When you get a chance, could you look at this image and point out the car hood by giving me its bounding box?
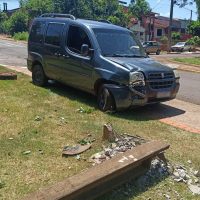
[106,57,172,73]
[172,45,184,48]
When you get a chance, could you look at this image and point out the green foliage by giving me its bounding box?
[172,32,181,40]
[13,31,29,41]
[20,0,53,18]
[0,12,8,33]
[5,10,28,35]
[129,0,151,20]
[19,0,130,27]
[187,21,200,36]
[160,36,168,44]
[186,36,200,46]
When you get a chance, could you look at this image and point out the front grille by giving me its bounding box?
[148,72,174,80]
[149,80,174,89]
[148,72,174,89]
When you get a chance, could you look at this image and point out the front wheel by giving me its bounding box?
[32,64,48,86]
[97,85,116,112]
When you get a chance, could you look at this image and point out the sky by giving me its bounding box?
[0,0,198,20]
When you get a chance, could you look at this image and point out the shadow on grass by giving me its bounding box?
[95,172,169,200]
[44,81,185,121]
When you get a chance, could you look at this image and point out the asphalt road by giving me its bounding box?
[0,39,27,67]
[0,39,200,105]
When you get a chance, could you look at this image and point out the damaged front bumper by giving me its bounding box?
[105,80,180,110]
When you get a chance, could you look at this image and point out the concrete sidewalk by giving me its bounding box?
[161,99,200,134]
[1,64,200,134]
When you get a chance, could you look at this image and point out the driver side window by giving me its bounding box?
[67,25,91,55]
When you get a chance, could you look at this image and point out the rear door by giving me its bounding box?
[43,22,65,80]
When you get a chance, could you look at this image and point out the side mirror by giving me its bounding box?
[81,44,89,57]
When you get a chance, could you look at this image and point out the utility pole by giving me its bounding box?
[168,0,174,52]
[190,10,192,21]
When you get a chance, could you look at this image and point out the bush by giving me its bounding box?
[172,32,181,40]
[0,12,8,33]
[13,32,29,41]
[160,36,168,44]
[187,36,200,46]
[6,10,28,35]
[187,21,200,36]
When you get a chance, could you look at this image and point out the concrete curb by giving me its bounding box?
[166,59,200,74]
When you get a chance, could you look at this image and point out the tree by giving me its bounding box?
[0,12,8,33]
[129,0,151,20]
[187,20,200,36]
[19,0,53,18]
[6,10,28,35]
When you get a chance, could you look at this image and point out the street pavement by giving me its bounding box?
[0,39,27,67]
[0,38,200,133]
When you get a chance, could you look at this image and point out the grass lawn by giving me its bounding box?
[173,57,200,66]
[0,66,200,200]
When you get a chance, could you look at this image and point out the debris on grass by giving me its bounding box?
[0,72,17,80]
[76,107,95,114]
[76,155,81,160]
[22,150,31,155]
[90,124,146,165]
[34,116,42,121]
[62,144,91,156]
[90,124,200,196]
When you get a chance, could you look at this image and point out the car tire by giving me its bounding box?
[32,64,48,86]
[97,85,116,112]
[156,50,160,55]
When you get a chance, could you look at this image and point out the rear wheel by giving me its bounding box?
[97,85,115,112]
[32,64,48,86]
[156,50,161,55]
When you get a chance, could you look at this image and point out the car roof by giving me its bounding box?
[34,17,129,32]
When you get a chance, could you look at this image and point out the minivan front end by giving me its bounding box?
[106,69,180,110]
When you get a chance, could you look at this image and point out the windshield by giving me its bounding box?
[93,28,146,57]
[176,42,185,45]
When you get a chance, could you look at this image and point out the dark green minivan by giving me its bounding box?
[27,13,180,111]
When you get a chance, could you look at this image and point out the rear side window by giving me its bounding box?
[45,23,64,46]
[29,21,45,43]
[67,26,91,54]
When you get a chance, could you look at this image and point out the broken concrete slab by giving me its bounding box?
[62,144,91,156]
[23,141,169,200]
[0,72,17,80]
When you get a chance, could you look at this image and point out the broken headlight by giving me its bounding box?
[173,69,180,83]
[129,72,145,86]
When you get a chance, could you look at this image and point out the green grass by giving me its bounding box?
[173,57,200,66]
[13,32,29,41]
[0,66,200,200]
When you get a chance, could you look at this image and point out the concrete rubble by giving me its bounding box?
[89,124,200,196]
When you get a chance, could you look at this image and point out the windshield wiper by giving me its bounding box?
[123,54,147,58]
[104,54,147,58]
[103,53,126,57]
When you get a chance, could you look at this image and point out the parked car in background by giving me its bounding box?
[142,41,161,55]
[171,42,192,52]
[27,13,180,112]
